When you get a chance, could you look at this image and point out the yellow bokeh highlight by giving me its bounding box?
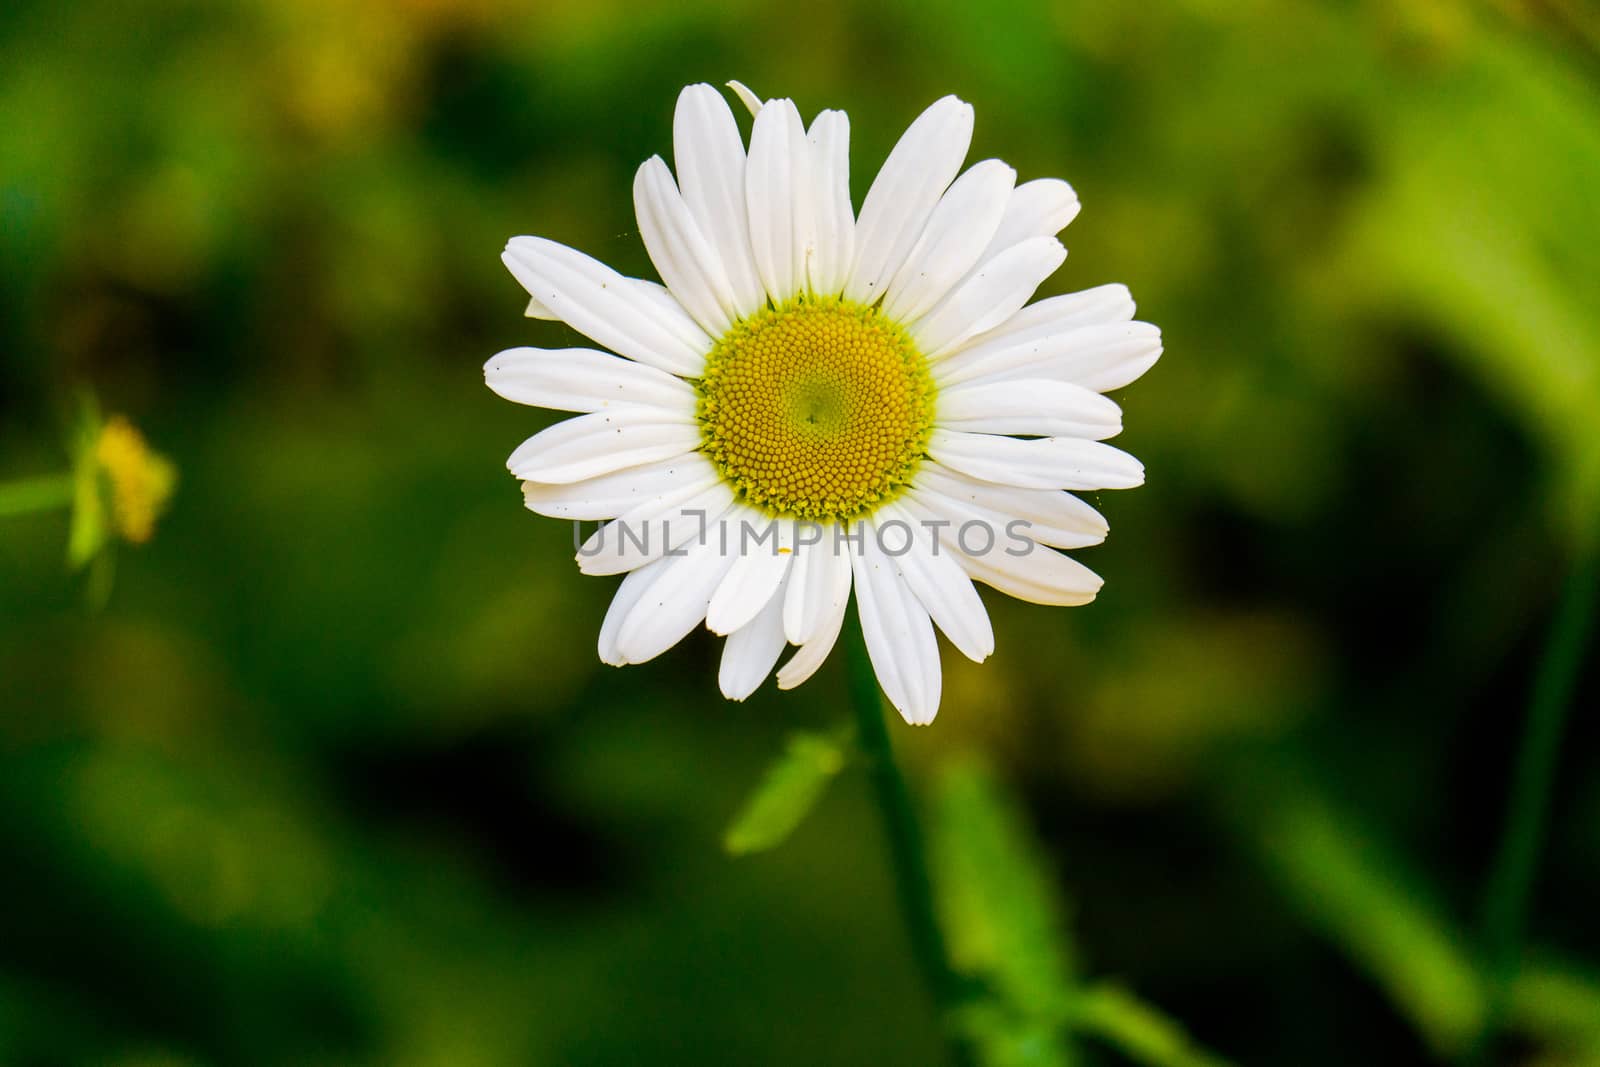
[96,416,178,545]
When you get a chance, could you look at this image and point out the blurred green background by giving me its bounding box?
[3,0,1599,1064]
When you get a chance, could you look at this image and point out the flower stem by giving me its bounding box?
[1470,543,1599,1061]
[0,472,75,518]
[844,620,976,1067]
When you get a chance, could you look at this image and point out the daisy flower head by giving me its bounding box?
[487,82,1160,725]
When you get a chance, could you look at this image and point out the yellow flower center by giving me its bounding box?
[697,297,935,521]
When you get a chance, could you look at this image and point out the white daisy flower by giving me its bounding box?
[487,82,1160,725]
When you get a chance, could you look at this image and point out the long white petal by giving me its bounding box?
[936,378,1123,439]
[851,533,942,725]
[503,237,710,376]
[911,462,1108,550]
[719,577,790,700]
[927,428,1145,491]
[912,236,1066,359]
[485,347,696,415]
[1033,323,1162,394]
[577,483,735,576]
[776,561,850,690]
[507,410,699,483]
[598,555,669,666]
[783,527,852,644]
[940,530,1103,607]
[614,528,740,664]
[806,110,854,296]
[911,484,1103,605]
[874,503,993,663]
[978,178,1079,262]
[526,296,557,319]
[883,160,1015,323]
[964,322,1164,395]
[938,319,1159,394]
[521,455,719,521]
[934,284,1135,382]
[958,283,1136,352]
[782,535,815,644]
[634,156,737,335]
[746,98,810,304]
[673,83,767,318]
[706,517,794,634]
[845,96,974,305]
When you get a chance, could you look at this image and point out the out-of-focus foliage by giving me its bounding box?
[1245,782,1488,1056]
[933,760,1239,1067]
[935,760,1077,1065]
[934,758,1075,1049]
[1067,986,1235,1067]
[724,727,850,854]
[3,0,1598,1063]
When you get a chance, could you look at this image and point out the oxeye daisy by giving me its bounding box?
[487,82,1160,725]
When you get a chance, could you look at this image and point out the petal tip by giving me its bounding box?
[725,80,762,118]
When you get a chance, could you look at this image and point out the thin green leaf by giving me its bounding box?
[1249,791,1486,1055]
[723,727,850,855]
[933,760,1077,1065]
[1069,985,1235,1067]
[952,999,1074,1067]
[1511,959,1600,1056]
[0,473,74,518]
[67,394,106,571]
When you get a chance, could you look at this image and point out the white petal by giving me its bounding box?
[719,578,790,701]
[927,428,1145,491]
[746,98,810,304]
[776,563,850,691]
[912,236,1066,359]
[979,178,1079,262]
[968,322,1164,395]
[962,283,1136,350]
[851,533,942,725]
[845,96,974,305]
[941,531,1103,607]
[614,529,740,664]
[939,320,1159,395]
[1036,323,1162,394]
[726,80,763,119]
[883,160,1015,323]
[934,284,1135,381]
[911,462,1108,550]
[502,237,710,376]
[874,504,993,663]
[634,156,737,335]
[783,527,852,644]
[507,410,699,483]
[673,84,767,318]
[598,555,668,666]
[706,518,795,634]
[521,455,719,521]
[485,347,695,415]
[805,110,855,296]
[936,378,1123,439]
[526,296,557,319]
[577,483,735,576]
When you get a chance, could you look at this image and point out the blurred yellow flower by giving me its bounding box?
[66,404,179,575]
[95,416,178,545]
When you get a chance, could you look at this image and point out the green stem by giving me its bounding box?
[844,619,976,1067]
[1471,545,1599,1061]
[0,472,74,518]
